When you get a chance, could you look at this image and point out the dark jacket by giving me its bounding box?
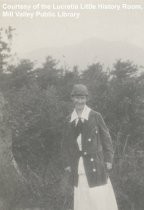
[61,109,114,188]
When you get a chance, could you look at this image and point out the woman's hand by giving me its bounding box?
[64,166,71,172]
[106,162,112,170]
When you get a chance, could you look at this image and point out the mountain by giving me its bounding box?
[19,38,144,70]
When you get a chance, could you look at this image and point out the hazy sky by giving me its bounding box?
[0,0,144,55]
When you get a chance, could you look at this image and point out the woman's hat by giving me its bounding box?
[71,84,89,96]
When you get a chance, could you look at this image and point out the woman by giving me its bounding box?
[62,84,118,210]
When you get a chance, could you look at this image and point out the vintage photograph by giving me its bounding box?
[0,0,144,209]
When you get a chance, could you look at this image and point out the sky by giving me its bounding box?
[0,0,144,56]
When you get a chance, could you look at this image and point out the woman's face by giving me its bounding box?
[72,95,87,110]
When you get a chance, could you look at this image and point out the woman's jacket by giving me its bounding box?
[62,109,114,187]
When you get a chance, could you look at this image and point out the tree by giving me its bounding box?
[0,26,15,92]
[35,56,60,89]
[7,59,34,90]
[106,60,144,210]
[0,26,15,73]
[108,60,142,146]
[81,63,109,115]
[58,67,80,102]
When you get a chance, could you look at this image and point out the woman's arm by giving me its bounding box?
[97,113,114,166]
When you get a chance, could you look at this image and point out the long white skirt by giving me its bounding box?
[74,157,118,210]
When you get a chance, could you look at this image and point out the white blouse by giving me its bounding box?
[77,133,85,175]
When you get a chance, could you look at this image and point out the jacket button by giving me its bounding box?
[84,152,87,155]
[90,158,94,162]
[88,138,91,142]
[93,168,96,172]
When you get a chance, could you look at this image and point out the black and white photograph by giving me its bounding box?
[0,0,144,209]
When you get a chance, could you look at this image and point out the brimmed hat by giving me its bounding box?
[71,84,89,96]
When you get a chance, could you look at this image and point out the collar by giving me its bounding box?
[70,105,91,124]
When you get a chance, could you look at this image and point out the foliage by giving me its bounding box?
[0,26,14,72]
